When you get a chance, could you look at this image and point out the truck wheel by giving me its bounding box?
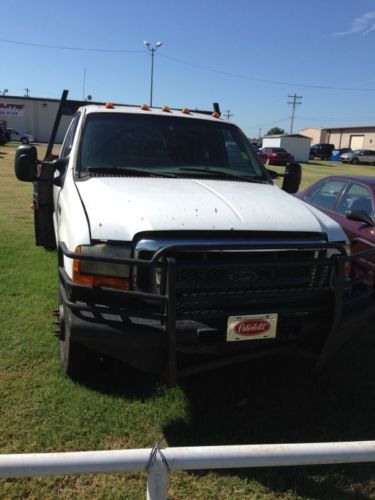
[21,137,29,144]
[351,158,359,165]
[58,297,86,378]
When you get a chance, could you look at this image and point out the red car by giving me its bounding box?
[260,147,294,165]
[256,149,268,164]
[295,175,375,273]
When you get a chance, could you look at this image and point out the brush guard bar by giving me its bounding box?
[58,241,375,386]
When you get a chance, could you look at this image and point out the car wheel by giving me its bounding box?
[21,137,29,144]
[351,158,359,165]
[309,154,314,160]
[58,290,90,378]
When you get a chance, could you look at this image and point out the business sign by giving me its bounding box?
[0,103,24,117]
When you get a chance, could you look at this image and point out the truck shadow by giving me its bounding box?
[74,355,159,399]
[75,331,375,498]
[163,332,375,499]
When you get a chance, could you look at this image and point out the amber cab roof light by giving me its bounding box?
[105,102,114,109]
[162,105,171,112]
[141,104,150,110]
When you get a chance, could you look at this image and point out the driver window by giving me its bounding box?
[336,183,373,216]
[307,180,346,210]
[60,113,80,158]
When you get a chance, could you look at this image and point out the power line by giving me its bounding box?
[158,53,375,92]
[288,94,303,133]
[223,109,234,120]
[1,37,375,92]
[0,37,144,53]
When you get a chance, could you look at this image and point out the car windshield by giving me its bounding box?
[78,113,269,181]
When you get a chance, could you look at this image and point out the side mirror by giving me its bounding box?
[15,145,38,182]
[282,162,301,194]
[52,158,68,187]
[346,209,375,226]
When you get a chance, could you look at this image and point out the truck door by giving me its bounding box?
[34,112,80,249]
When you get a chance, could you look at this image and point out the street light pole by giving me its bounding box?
[144,41,163,107]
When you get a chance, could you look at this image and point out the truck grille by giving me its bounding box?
[134,238,338,320]
[172,251,334,318]
[176,259,331,293]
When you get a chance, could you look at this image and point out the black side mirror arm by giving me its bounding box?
[266,169,279,180]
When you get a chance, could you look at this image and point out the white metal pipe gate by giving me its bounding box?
[1,441,375,499]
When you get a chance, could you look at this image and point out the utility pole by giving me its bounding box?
[24,88,30,97]
[288,93,303,133]
[224,109,233,120]
[144,41,163,107]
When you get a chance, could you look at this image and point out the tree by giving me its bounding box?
[266,127,285,136]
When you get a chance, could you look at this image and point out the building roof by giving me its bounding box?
[323,125,375,131]
[264,133,311,139]
[300,127,323,131]
[0,94,66,104]
[300,125,375,132]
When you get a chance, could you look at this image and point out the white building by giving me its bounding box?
[262,134,312,162]
[0,94,76,143]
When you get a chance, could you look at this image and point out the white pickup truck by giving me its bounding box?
[14,91,373,385]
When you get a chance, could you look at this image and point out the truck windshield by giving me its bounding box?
[78,113,269,181]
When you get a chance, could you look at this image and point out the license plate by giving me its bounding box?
[227,314,278,342]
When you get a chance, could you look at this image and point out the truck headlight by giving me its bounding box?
[73,244,131,290]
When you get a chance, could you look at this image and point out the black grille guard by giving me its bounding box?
[58,241,375,385]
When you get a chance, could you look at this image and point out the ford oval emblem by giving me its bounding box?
[234,319,271,336]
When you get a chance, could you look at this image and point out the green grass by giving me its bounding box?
[1,144,375,499]
[271,159,375,190]
[299,160,375,190]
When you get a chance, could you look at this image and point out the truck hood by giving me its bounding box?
[76,177,347,242]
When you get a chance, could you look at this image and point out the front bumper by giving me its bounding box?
[58,241,375,384]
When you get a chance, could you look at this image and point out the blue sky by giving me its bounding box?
[1,0,375,136]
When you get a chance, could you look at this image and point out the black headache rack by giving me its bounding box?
[58,239,375,386]
[45,89,220,160]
